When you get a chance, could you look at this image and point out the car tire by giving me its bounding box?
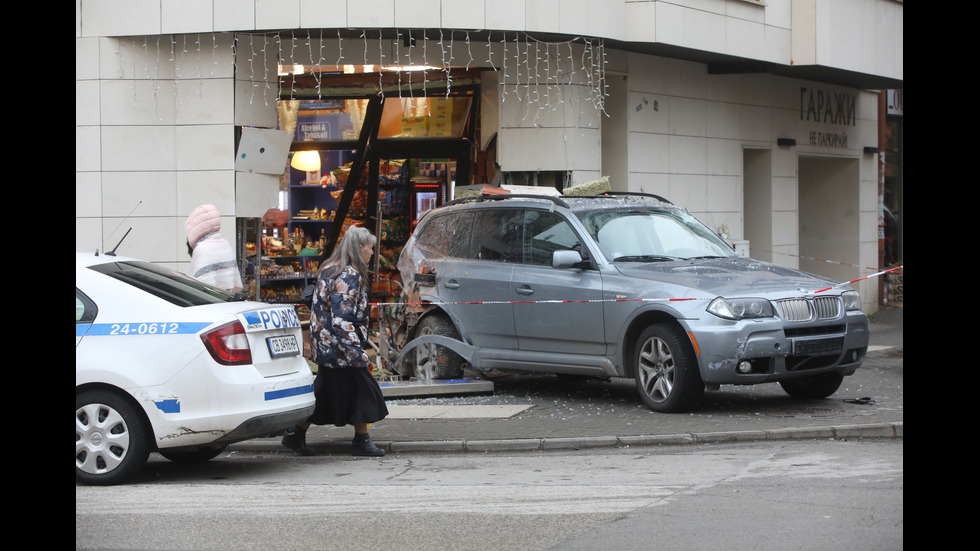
[778,372,844,399]
[406,314,467,380]
[76,389,152,486]
[634,323,704,413]
[159,446,227,463]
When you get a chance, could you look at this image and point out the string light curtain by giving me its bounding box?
[115,29,609,123]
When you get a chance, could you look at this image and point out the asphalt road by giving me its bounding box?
[77,439,903,551]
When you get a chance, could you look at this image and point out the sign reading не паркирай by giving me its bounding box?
[800,87,856,149]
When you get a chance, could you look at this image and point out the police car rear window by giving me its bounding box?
[89,261,234,307]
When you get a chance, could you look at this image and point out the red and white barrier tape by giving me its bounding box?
[810,265,904,295]
[370,265,903,306]
[759,249,904,276]
[372,296,710,307]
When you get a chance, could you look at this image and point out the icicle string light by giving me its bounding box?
[315,29,323,100]
[499,31,508,103]
[211,33,218,77]
[512,34,521,106]
[264,35,273,106]
[421,30,428,105]
[170,36,179,110]
[337,29,344,66]
[247,35,256,105]
[394,28,402,99]
[362,30,368,68]
[437,29,453,97]
[153,35,162,120]
[398,29,413,101]
[485,32,496,71]
[378,29,385,96]
[119,29,607,124]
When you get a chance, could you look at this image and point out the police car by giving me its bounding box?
[75,252,315,485]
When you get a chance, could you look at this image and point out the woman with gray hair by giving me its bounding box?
[282,226,388,457]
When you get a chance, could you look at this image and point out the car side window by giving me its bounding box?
[417,212,473,258]
[416,213,450,254]
[522,210,583,266]
[417,211,475,258]
[76,289,97,323]
[445,211,475,258]
[469,209,522,262]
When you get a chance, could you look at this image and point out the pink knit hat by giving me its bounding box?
[185,204,221,247]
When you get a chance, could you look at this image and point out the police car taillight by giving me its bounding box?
[201,320,252,365]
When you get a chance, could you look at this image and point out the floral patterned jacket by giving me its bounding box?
[310,264,370,369]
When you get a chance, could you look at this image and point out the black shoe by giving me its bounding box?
[282,425,315,456]
[352,432,385,457]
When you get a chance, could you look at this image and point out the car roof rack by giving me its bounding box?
[597,191,674,204]
[442,191,672,210]
[444,193,570,209]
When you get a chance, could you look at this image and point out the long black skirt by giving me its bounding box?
[307,367,389,427]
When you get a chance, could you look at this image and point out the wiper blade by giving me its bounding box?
[612,255,679,262]
[685,255,726,260]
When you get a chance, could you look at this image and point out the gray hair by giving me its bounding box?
[320,226,376,280]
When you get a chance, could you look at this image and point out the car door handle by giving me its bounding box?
[444,279,461,290]
[515,286,534,296]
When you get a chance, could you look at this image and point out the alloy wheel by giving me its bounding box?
[637,335,675,404]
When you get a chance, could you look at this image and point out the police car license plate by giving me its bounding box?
[266,335,300,358]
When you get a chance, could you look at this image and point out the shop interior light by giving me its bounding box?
[381,65,441,72]
[290,150,321,172]
[278,64,305,76]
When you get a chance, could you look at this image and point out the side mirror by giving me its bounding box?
[553,250,585,269]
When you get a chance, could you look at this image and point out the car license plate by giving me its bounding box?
[267,335,300,358]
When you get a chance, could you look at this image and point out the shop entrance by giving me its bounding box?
[798,156,861,283]
[244,67,481,307]
[280,94,476,258]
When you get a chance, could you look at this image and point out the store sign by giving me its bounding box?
[294,100,349,141]
[799,87,857,149]
[799,87,857,126]
[887,89,903,116]
[297,120,333,141]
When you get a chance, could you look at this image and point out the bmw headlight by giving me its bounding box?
[707,297,774,320]
[842,290,862,311]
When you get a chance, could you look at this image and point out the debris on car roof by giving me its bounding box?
[563,176,611,196]
[453,184,510,199]
[502,184,563,196]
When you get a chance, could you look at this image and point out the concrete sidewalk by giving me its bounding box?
[232,306,903,455]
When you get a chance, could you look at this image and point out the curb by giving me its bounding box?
[230,422,903,455]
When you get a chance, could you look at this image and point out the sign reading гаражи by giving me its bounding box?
[800,87,857,149]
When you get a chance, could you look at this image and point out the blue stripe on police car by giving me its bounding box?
[79,322,212,336]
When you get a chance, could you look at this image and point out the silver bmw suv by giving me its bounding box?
[391,193,869,413]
